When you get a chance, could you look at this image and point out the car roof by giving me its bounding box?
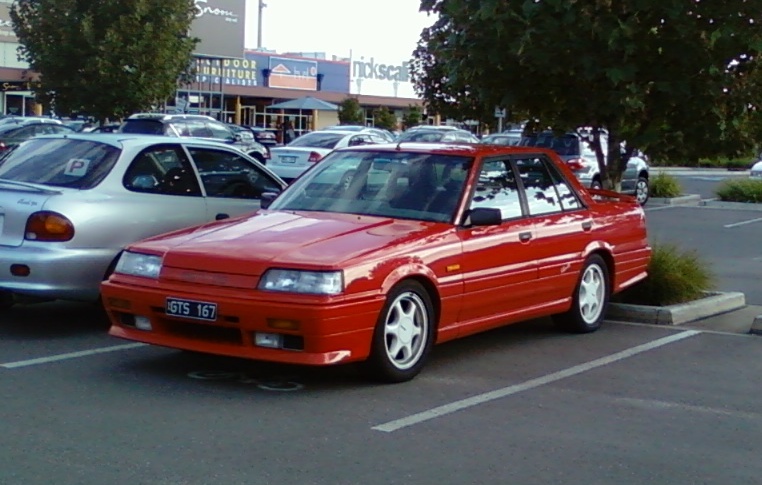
[338,142,560,158]
[126,113,217,122]
[31,132,241,150]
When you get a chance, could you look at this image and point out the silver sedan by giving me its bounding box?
[0,133,286,309]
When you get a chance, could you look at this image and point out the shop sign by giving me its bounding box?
[1,81,32,92]
[349,55,417,99]
[0,3,17,43]
[190,0,245,58]
[194,57,258,87]
[267,57,318,91]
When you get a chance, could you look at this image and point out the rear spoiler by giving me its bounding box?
[587,188,637,203]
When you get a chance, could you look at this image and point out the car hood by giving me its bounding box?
[135,211,445,276]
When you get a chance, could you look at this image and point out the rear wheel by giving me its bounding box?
[363,280,435,383]
[553,255,609,334]
[590,179,603,190]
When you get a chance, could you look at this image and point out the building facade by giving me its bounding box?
[0,0,424,129]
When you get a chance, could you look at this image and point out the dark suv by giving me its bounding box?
[121,114,269,163]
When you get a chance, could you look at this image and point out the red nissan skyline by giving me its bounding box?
[101,142,651,382]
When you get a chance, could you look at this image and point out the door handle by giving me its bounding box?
[215,213,230,220]
[582,221,593,231]
[519,231,532,242]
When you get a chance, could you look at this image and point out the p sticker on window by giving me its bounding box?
[64,158,90,176]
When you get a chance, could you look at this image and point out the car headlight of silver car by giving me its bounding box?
[258,269,343,295]
[114,251,163,279]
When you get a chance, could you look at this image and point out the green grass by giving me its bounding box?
[615,243,714,306]
[649,172,682,198]
[715,179,762,203]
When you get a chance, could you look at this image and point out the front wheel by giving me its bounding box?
[635,176,649,205]
[0,290,14,310]
[363,280,435,383]
[553,255,609,333]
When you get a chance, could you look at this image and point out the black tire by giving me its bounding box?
[590,179,603,190]
[635,176,649,205]
[363,280,435,383]
[553,254,609,334]
[0,290,15,310]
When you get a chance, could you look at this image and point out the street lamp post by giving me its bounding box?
[257,0,266,49]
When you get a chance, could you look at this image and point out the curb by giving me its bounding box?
[606,291,746,326]
[699,200,762,211]
[750,315,762,335]
[648,194,702,206]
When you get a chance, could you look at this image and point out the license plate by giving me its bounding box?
[280,156,297,164]
[165,297,218,322]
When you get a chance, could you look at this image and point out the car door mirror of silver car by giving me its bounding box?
[464,207,502,227]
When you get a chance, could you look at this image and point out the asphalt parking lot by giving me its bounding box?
[2,173,762,484]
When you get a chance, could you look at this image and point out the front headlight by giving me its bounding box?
[258,269,343,295]
[114,251,163,279]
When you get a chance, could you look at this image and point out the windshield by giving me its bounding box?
[288,132,345,149]
[520,133,581,156]
[0,138,120,189]
[269,150,472,223]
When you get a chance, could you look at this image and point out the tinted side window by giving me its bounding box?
[515,156,563,215]
[189,147,281,199]
[123,145,201,196]
[470,159,523,220]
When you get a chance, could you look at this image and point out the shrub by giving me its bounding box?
[649,172,682,198]
[615,243,714,306]
[723,159,752,171]
[715,179,762,203]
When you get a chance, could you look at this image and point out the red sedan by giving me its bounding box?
[101,143,651,382]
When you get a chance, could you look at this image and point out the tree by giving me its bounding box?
[338,97,365,125]
[373,106,398,131]
[402,105,423,129]
[11,0,199,123]
[412,1,762,188]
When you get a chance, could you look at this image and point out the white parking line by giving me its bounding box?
[724,217,762,228]
[372,330,701,433]
[0,343,147,369]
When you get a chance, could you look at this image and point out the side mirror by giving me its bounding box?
[260,191,279,209]
[465,207,502,227]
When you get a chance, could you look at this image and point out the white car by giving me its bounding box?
[267,130,387,182]
[750,158,762,178]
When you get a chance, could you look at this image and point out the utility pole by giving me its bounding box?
[257,0,266,49]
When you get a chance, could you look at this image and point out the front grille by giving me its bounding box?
[165,321,243,345]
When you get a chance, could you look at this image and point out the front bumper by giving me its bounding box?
[102,278,383,366]
[0,245,116,301]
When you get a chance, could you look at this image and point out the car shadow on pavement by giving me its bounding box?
[0,300,111,339]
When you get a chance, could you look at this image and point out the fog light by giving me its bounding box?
[135,316,152,331]
[255,333,283,349]
[10,264,30,277]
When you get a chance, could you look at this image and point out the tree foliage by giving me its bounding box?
[413,0,762,187]
[11,0,198,123]
[338,97,365,125]
[373,106,398,130]
[402,105,423,129]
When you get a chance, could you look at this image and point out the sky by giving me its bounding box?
[244,0,436,62]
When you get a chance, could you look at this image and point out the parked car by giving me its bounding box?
[481,132,522,146]
[86,122,122,133]
[320,125,396,142]
[519,131,650,205]
[396,127,480,144]
[749,152,762,178]
[0,118,74,154]
[239,126,278,149]
[121,113,270,164]
[0,133,286,309]
[267,129,386,182]
[101,143,651,383]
